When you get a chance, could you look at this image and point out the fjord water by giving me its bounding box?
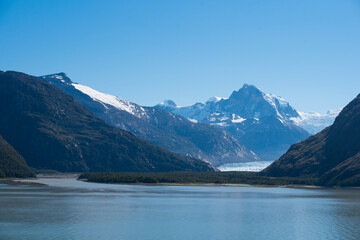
[0,178,359,240]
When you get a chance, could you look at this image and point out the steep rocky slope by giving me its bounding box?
[262,94,360,186]
[0,71,214,172]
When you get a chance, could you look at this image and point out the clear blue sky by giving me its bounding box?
[1,0,359,113]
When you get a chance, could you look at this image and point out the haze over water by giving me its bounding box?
[0,178,359,240]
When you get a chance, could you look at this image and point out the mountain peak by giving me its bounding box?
[160,99,177,107]
[242,83,258,89]
[40,72,73,84]
[229,83,263,101]
[56,72,68,77]
[206,96,225,103]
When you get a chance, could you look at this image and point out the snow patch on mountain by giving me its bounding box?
[206,96,227,103]
[231,114,246,123]
[42,73,71,84]
[158,99,178,107]
[72,83,148,118]
[188,118,198,123]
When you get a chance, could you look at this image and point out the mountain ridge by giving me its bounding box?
[157,84,340,134]
[0,71,214,172]
[156,84,310,161]
[41,73,259,166]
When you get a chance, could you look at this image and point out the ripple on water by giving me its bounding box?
[0,178,359,240]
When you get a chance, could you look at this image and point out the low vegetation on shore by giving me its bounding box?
[79,172,319,186]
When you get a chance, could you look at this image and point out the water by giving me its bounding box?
[218,161,273,172]
[0,178,359,240]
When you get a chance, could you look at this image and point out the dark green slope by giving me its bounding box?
[0,135,35,178]
[262,94,360,186]
[0,71,214,172]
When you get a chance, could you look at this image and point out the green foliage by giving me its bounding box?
[0,135,35,178]
[34,169,62,174]
[0,169,5,178]
[79,172,319,186]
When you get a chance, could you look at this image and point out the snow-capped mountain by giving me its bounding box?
[156,84,311,161]
[159,84,300,122]
[0,71,215,173]
[40,73,259,166]
[290,109,341,134]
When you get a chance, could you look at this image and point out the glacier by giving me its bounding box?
[218,161,273,172]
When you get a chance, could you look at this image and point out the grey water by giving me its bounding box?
[0,178,359,240]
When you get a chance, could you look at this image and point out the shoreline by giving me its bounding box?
[2,175,359,189]
[79,178,326,189]
[0,178,46,186]
[0,174,79,186]
[0,177,322,189]
[79,179,360,189]
[78,171,325,188]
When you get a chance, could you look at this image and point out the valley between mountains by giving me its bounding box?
[42,72,339,164]
[0,70,358,186]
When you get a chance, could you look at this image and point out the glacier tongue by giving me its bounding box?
[218,161,273,172]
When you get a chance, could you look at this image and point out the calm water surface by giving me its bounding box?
[0,178,359,240]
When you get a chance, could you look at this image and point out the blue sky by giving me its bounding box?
[0,0,359,113]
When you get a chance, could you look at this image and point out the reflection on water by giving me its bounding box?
[0,178,359,240]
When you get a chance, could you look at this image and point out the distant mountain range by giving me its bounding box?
[157,86,340,135]
[156,84,312,161]
[40,73,259,166]
[290,109,341,134]
[1,69,351,184]
[263,93,360,186]
[0,71,214,173]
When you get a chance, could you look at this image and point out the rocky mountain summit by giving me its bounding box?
[157,84,310,161]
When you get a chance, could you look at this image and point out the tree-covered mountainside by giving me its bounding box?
[0,135,35,178]
[0,71,214,173]
[262,94,360,186]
